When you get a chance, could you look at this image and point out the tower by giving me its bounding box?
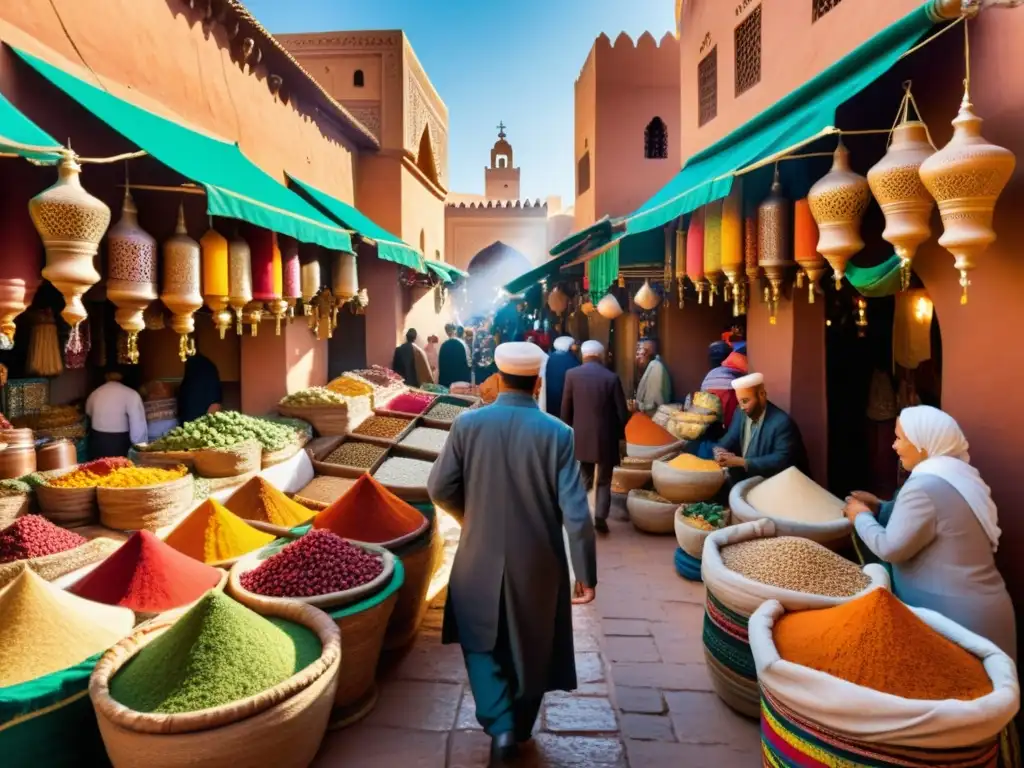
[485,122,521,201]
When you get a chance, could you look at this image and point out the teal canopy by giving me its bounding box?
[0,90,62,162]
[286,174,424,270]
[14,47,353,253]
[424,259,468,284]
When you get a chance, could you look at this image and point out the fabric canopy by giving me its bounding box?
[0,90,62,162]
[424,259,467,284]
[286,174,424,270]
[14,47,352,252]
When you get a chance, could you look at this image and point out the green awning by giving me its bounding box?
[549,217,615,257]
[14,48,352,253]
[0,90,62,162]
[287,174,424,270]
[424,259,467,284]
[587,244,620,300]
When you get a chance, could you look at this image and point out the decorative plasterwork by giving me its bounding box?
[345,104,381,140]
[406,69,448,186]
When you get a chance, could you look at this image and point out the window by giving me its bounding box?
[419,230,426,253]
[495,155,508,168]
[353,69,365,87]
[734,5,762,96]
[812,0,843,22]
[698,46,717,127]
[577,152,591,195]
[644,117,668,159]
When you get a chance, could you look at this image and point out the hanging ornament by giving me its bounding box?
[264,233,288,335]
[580,300,595,317]
[855,296,869,338]
[300,247,322,325]
[703,200,723,306]
[793,199,825,304]
[228,229,253,335]
[867,90,935,291]
[919,85,1015,305]
[663,226,673,289]
[280,236,301,321]
[29,154,110,329]
[547,285,569,314]
[0,190,42,349]
[674,219,686,308]
[720,184,744,316]
[334,251,358,300]
[757,166,794,325]
[248,226,275,336]
[743,216,759,312]
[634,280,661,311]
[686,208,706,304]
[200,222,232,340]
[808,140,871,289]
[597,293,623,320]
[160,204,203,361]
[106,190,157,362]
[242,301,264,336]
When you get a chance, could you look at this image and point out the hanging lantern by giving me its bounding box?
[300,248,322,323]
[674,219,686,308]
[867,120,935,291]
[634,280,661,311]
[106,190,157,362]
[200,223,232,339]
[743,215,759,311]
[703,200,723,306]
[855,296,868,337]
[793,199,825,304]
[720,185,744,316]
[0,192,42,349]
[29,155,110,329]
[919,89,1016,305]
[248,226,275,336]
[808,141,870,289]
[757,167,793,325]
[597,293,623,320]
[241,301,264,336]
[280,236,301,321]
[228,230,253,336]
[334,251,359,300]
[547,285,569,314]
[580,300,595,316]
[161,204,202,360]
[686,208,706,304]
[261,233,288,335]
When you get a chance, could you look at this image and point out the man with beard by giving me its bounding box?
[632,338,671,416]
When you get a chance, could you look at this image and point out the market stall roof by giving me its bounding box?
[0,90,62,162]
[13,47,353,253]
[547,0,954,264]
[502,221,613,295]
[285,173,424,270]
[423,259,468,284]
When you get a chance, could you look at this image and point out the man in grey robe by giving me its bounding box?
[428,341,598,765]
[632,338,671,415]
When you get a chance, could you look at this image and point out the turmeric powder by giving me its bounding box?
[224,476,315,528]
[625,413,675,446]
[774,588,993,701]
[163,499,274,564]
[667,454,721,472]
[325,376,374,398]
[48,464,188,489]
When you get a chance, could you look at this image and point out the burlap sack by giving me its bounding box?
[729,476,852,548]
[191,441,261,479]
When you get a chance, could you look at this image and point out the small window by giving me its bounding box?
[812,0,843,22]
[419,230,426,253]
[577,152,591,195]
[644,117,668,159]
[496,155,508,168]
[698,46,718,127]
[353,69,365,87]
[734,5,762,97]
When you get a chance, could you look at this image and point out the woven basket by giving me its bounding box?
[674,506,731,559]
[0,536,121,589]
[651,459,726,503]
[0,492,30,526]
[191,442,261,479]
[97,474,195,532]
[130,446,196,470]
[88,599,341,768]
[626,492,677,534]
[261,437,306,470]
[610,467,651,494]
[703,589,761,718]
[383,519,444,650]
[277,402,360,437]
[36,478,98,528]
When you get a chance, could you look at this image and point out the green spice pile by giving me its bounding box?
[352,416,411,441]
[110,590,321,714]
[147,412,298,453]
[324,441,387,469]
[280,388,350,407]
[0,479,31,497]
[720,536,871,597]
[681,502,727,532]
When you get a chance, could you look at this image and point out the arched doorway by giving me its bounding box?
[459,241,533,320]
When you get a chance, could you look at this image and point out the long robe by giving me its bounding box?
[391,342,418,386]
[177,353,222,424]
[428,392,597,697]
[635,356,671,414]
[438,337,472,387]
[544,350,581,419]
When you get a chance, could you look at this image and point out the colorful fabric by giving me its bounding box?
[703,589,756,681]
[674,547,702,582]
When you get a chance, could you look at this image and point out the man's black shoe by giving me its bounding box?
[489,731,519,765]
[594,519,610,534]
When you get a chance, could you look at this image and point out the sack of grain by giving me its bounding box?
[730,468,851,548]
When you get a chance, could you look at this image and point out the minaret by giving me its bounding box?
[485,122,521,201]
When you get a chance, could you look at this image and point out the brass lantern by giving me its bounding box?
[808,141,871,289]
[919,89,1016,305]
[300,248,322,323]
[743,215,759,312]
[674,219,686,308]
[757,167,793,324]
[720,185,744,316]
[200,225,232,339]
[793,199,825,303]
[160,204,203,360]
[703,200,723,306]
[106,190,158,362]
[334,252,358,300]
[29,155,111,329]
[867,119,935,290]
[228,230,253,335]
[634,280,661,311]
[0,194,43,349]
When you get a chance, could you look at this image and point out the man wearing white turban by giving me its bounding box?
[543,336,580,419]
[632,338,671,415]
[845,405,1016,660]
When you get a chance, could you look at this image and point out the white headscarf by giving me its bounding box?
[900,405,1000,551]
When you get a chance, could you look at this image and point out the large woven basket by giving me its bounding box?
[0,536,121,589]
[651,459,725,503]
[88,599,341,768]
[97,474,195,532]
[130,446,196,471]
[36,477,98,528]
[261,437,307,470]
[277,402,359,437]
[383,517,444,650]
[191,442,261,479]
[0,492,30,526]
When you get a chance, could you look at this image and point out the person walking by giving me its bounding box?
[544,336,581,419]
[391,328,423,387]
[428,341,597,766]
[438,324,472,387]
[561,340,629,534]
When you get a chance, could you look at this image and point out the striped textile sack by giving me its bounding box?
[701,520,890,719]
[751,599,1021,768]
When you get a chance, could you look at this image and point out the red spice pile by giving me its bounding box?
[314,474,427,545]
[385,392,435,415]
[239,529,384,598]
[77,456,133,476]
[70,530,222,612]
[0,515,87,563]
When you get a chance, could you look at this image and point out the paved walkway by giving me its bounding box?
[314,516,761,767]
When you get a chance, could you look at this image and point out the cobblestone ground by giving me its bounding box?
[314,515,761,767]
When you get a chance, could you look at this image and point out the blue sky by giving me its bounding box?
[245,0,675,204]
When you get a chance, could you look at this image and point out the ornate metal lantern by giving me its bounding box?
[200,224,232,339]
[757,167,793,324]
[160,204,203,360]
[106,190,157,361]
[685,208,706,304]
[228,230,254,335]
[807,141,871,289]
[793,199,825,303]
[702,200,723,306]
[0,194,42,349]
[720,185,744,315]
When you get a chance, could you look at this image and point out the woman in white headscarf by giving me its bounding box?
[845,405,1016,660]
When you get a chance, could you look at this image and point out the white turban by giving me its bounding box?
[580,340,604,357]
[553,336,574,353]
[900,405,1000,551]
[494,342,545,376]
[731,372,764,391]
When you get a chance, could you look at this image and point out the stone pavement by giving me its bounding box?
[314,516,761,767]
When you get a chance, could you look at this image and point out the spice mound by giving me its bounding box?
[625,413,675,446]
[48,463,187,489]
[0,567,133,686]
[240,529,385,598]
[0,478,32,497]
[314,474,426,544]
[148,411,297,452]
[294,475,357,510]
[323,440,387,469]
[70,530,221,613]
[399,427,449,454]
[747,467,844,523]
[164,499,274,564]
[373,457,434,488]
[425,401,468,423]
[225,476,315,528]
[279,387,350,407]
[721,536,871,597]
[42,456,132,489]
[681,502,727,531]
[667,454,721,472]
[352,415,412,441]
[385,392,435,415]
[775,588,993,701]
[326,376,374,398]
[109,590,321,714]
[0,515,88,563]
